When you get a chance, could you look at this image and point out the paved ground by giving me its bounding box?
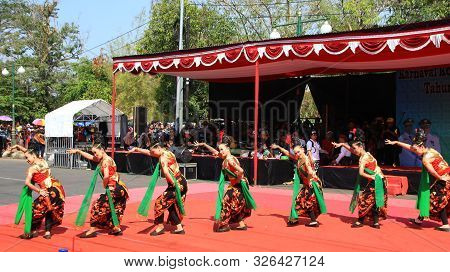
[0,158,415,205]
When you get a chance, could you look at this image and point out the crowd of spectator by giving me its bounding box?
[173,116,441,168]
[0,122,45,157]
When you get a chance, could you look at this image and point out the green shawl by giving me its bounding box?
[416,165,430,217]
[349,168,385,213]
[137,162,161,217]
[14,185,33,234]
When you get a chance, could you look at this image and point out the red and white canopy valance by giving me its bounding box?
[113,20,450,82]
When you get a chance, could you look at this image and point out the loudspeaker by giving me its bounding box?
[133,107,147,136]
[119,115,128,144]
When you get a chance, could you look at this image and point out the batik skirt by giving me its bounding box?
[430,179,450,221]
[293,181,322,219]
[217,183,252,228]
[31,179,65,232]
[90,182,128,230]
[154,176,188,225]
[357,179,388,221]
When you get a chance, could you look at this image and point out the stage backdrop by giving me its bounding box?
[396,67,450,159]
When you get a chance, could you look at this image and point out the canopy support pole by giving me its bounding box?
[175,0,184,132]
[253,61,260,185]
[111,72,116,159]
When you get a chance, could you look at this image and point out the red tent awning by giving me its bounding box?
[113,20,450,82]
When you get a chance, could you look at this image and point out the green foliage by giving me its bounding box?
[387,0,449,25]
[136,0,239,121]
[310,0,448,32]
[0,0,82,121]
[116,73,161,121]
[61,57,112,104]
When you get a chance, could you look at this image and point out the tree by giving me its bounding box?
[387,0,449,25]
[211,0,321,40]
[61,56,112,104]
[136,0,239,121]
[0,0,82,120]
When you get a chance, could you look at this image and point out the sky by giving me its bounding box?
[56,0,151,57]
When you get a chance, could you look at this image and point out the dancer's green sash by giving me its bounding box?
[240,180,257,210]
[98,170,121,227]
[137,163,160,217]
[15,186,33,234]
[349,168,385,213]
[75,165,101,226]
[289,168,301,220]
[105,187,120,227]
[220,168,257,211]
[168,171,186,215]
[311,181,327,214]
[293,166,327,217]
[214,171,226,220]
[416,165,430,217]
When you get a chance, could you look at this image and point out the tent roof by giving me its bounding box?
[45,99,123,137]
[113,19,450,82]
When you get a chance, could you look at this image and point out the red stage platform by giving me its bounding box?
[0,183,448,252]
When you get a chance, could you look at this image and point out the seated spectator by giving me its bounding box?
[122,127,136,149]
[138,128,151,149]
[331,134,352,166]
[290,130,306,148]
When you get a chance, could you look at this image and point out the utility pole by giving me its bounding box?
[175,0,184,132]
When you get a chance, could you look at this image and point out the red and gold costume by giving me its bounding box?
[293,153,323,219]
[217,155,252,228]
[154,150,188,225]
[423,148,450,221]
[357,153,388,221]
[30,161,65,232]
[90,157,129,230]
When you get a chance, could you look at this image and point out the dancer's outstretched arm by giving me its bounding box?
[67,149,98,162]
[332,142,358,156]
[193,142,219,156]
[127,147,151,156]
[270,144,296,160]
[9,144,27,153]
[385,140,417,154]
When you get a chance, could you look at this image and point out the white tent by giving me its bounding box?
[45,99,123,137]
[44,99,124,169]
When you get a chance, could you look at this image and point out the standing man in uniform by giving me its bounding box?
[420,119,441,152]
[398,118,421,167]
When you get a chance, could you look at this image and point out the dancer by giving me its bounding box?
[271,143,326,227]
[332,131,388,229]
[67,142,128,238]
[386,129,450,232]
[194,137,256,232]
[128,144,187,235]
[10,145,65,239]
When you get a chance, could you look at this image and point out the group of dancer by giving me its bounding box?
[10,128,449,240]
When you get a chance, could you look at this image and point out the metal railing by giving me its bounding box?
[45,137,88,169]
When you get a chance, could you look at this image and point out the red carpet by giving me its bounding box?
[0,183,449,252]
